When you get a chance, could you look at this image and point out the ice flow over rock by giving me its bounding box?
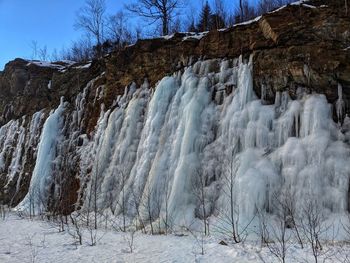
[12,56,350,228]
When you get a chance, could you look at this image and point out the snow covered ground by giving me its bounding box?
[1,213,350,263]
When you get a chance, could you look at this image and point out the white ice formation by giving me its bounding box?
[3,55,348,230]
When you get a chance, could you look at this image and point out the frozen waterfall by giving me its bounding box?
[76,56,350,227]
[17,98,66,213]
[10,55,350,231]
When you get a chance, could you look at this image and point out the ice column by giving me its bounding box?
[17,99,66,213]
[336,83,345,122]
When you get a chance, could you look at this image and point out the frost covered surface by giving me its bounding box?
[1,214,350,263]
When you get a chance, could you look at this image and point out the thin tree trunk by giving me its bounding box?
[239,0,244,22]
[162,13,168,35]
[346,0,348,16]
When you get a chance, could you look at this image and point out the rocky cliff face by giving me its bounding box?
[105,0,350,105]
[0,0,349,218]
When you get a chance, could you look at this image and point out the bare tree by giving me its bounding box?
[260,204,292,263]
[212,0,227,29]
[233,0,257,24]
[337,213,350,262]
[103,165,132,233]
[258,0,277,14]
[0,205,8,220]
[183,220,206,256]
[170,16,182,33]
[75,0,106,56]
[134,25,143,41]
[70,37,94,62]
[126,0,182,35]
[273,190,304,248]
[29,40,49,61]
[93,164,99,230]
[183,4,197,32]
[30,40,39,60]
[50,48,59,61]
[192,167,210,236]
[161,172,173,235]
[38,45,48,61]
[84,156,101,231]
[140,184,156,235]
[68,213,83,246]
[123,228,136,253]
[88,221,98,246]
[301,199,329,263]
[346,0,348,16]
[119,169,128,232]
[107,11,133,48]
[239,0,244,22]
[214,0,227,22]
[25,234,39,263]
[131,187,146,233]
[342,213,350,242]
[214,152,251,243]
[257,208,269,246]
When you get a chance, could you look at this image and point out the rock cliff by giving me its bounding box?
[0,0,349,217]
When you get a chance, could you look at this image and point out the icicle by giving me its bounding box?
[336,83,345,122]
[0,120,19,172]
[17,99,66,213]
[300,95,332,137]
[274,91,281,107]
[237,55,255,109]
[16,111,45,193]
[261,83,267,103]
[7,117,26,182]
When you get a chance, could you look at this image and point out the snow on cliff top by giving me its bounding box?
[26,60,78,70]
[160,0,317,39]
[26,60,66,69]
[26,60,93,72]
[228,0,316,28]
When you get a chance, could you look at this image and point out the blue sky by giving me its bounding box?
[0,0,244,70]
[0,0,123,69]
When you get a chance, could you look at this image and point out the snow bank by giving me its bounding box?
[1,213,349,263]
